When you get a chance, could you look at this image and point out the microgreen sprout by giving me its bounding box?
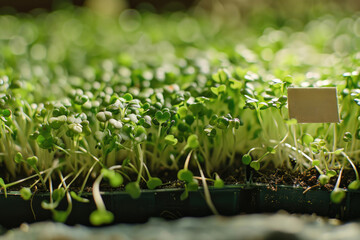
[0,5,360,224]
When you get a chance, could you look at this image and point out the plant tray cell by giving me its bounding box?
[0,184,358,228]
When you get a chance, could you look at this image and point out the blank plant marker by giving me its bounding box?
[287,87,340,123]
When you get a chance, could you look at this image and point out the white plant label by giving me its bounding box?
[287,87,340,123]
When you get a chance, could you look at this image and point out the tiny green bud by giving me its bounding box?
[96,111,112,122]
[26,156,38,167]
[69,123,82,134]
[318,174,330,185]
[186,135,199,149]
[242,154,252,165]
[177,169,193,182]
[343,132,353,142]
[20,187,32,200]
[15,152,23,164]
[348,180,360,190]
[330,188,346,204]
[146,177,162,190]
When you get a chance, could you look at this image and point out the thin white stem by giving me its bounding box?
[196,159,219,215]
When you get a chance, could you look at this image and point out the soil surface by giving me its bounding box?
[2,164,358,193]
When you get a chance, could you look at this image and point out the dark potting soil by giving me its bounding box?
[136,164,357,192]
[2,164,357,193]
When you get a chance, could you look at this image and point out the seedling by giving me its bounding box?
[0,5,359,225]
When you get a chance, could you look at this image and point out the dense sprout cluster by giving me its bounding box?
[1,6,360,224]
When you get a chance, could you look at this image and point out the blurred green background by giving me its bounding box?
[1,0,359,102]
[1,0,360,17]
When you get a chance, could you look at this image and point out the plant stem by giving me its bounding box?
[5,168,54,188]
[136,144,144,183]
[335,166,344,189]
[341,152,359,180]
[58,171,72,216]
[195,158,219,215]
[92,165,122,211]
[79,161,98,195]
[184,149,193,170]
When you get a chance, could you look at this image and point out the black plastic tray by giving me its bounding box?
[0,184,358,228]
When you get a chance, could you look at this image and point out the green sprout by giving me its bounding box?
[0,5,360,225]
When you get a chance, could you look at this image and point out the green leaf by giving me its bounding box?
[0,178,7,197]
[36,135,54,149]
[134,126,147,142]
[20,187,32,200]
[259,102,269,110]
[109,172,123,187]
[123,93,133,101]
[95,131,105,141]
[188,102,205,115]
[312,159,320,167]
[96,112,107,122]
[41,200,59,210]
[334,148,344,155]
[214,174,224,188]
[178,122,189,132]
[69,123,82,134]
[49,117,62,129]
[96,111,112,122]
[74,95,89,105]
[52,188,65,202]
[101,169,123,187]
[326,170,337,178]
[122,158,130,166]
[70,191,89,203]
[209,115,218,126]
[53,210,69,223]
[146,177,162,190]
[204,126,217,137]
[302,134,314,146]
[26,156,38,167]
[343,132,353,142]
[177,106,187,119]
[187,178,198,191]
[210,87,219,95]
[348,180,360,190]
[138,116,152,128]
[155,111,170,123]
[186,134,199,149]
[330,188,346,204]
[177,169,193,182]
[2,109,11,117]
[125,182,141,199]
[185,115,195,125]
[242,154,252,165]
[318,174,330,185]
[49,115,67,129]
[266,147,276,154]
[216,117,229,129]
[109,119,123,129]
[212,69,229,83]
[164,135,178,145]
[250,161,260,171]
[283,75,293,83]
[89,210,114,226]
[211,84,226,95]
[180,189,188,201]
[286,119,297,125]
[15,152,23,164]
[356,129,360,140]
[230,79,242,89]
[30,131,40,140]
[82,124,92,136]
